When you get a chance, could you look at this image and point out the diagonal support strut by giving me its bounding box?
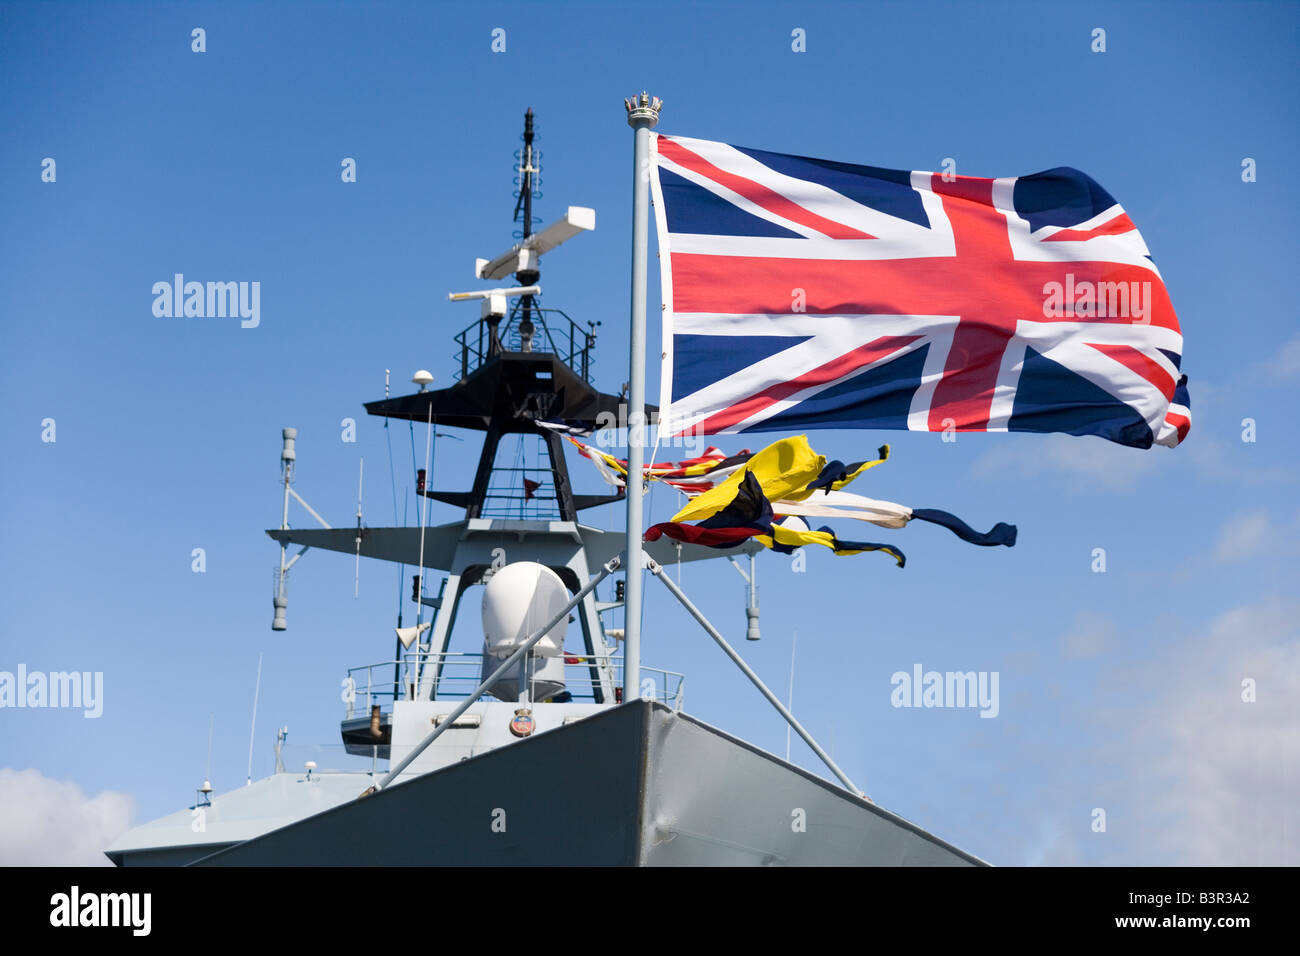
[644,555,868,801]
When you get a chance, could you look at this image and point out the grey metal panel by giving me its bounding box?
[268,522,762,571]
[584,527,764,566]
[267,525,465,571]
[191,702,650,866]
[110,843,237,867]
[186,702,980,867]
[638,707,984,866]
[105,771,374,863]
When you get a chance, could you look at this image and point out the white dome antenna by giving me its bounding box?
[480,562,570,703]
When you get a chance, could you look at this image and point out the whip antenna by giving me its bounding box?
[354,458,364,597]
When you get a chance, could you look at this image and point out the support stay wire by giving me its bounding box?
[644,555,868,801]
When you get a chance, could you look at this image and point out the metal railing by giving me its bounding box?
[453,302,598,382]
[275,743,379,775]
[343,651,684,716]
[480,463,559,520]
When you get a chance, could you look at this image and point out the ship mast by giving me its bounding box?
[515,107,539,352]
[265,108,763,712]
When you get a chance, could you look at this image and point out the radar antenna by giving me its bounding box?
[464,109,594,356]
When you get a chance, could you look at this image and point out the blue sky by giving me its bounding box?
[1,0,1297,865]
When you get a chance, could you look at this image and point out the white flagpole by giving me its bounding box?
[622,91,662,703]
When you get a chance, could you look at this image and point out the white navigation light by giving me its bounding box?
[474,206,594,280]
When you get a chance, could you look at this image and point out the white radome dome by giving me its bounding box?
[481,561,568,658]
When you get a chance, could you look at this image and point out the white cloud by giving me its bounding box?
[1022,812,1086,866]
[1133,598,1300,865]
[1211,510,1300,563]
[969,409,1291,492]
[1213,510,1274,562]
[1060,610,1116,659]
[970,434,1159,491]
[1261,334,1300,381]
[0,768,135,866]
[1004,596,1300,866]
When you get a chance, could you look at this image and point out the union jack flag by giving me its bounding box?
[650,134,1191,449]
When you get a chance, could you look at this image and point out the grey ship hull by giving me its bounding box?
[186,701,981,866]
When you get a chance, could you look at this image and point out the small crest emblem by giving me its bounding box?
[509,708,535,737]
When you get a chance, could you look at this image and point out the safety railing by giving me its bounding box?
[272,743,381,776]
[453,303,598,382]
[343,651,684,716]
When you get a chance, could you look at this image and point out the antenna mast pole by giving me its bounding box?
[246,651,263,786]
[622,92,661,703]
[516,108,539,351]
[354,458,364,597]
[412,404,433,697]
[520,108,535,241]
